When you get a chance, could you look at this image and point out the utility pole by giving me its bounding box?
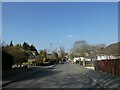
[50,43,52,53]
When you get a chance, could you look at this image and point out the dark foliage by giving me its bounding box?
[2,50,14,70]
[10,41,13,46]
[22,42,30,50]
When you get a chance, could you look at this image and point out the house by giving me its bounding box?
[93,42,120,60]
[84,51,98,61]
[73,57,80,63]
[97,42,120,60]
[84,58,91,61]
[28,59,36,63]
[31,51,37,56]
[73,57,85,63]
[64,53,69,59]
[26,51,36,65]
[97,54,109,60]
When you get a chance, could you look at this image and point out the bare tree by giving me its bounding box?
[71,40,106,57]
[71,40,88,57]
[58,46,65,59]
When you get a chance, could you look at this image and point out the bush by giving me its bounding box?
[36,61,43,66]
[3,46,29,66]
[50,59,56,65]
[2,50,14,70]
[75,60,79,64]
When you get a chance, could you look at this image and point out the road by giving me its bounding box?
[3,63,103,88]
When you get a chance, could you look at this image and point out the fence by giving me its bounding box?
[94,59,120,76]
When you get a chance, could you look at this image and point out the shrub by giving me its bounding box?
[2,50,14,70]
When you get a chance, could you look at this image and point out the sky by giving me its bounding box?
[2,2,118,52]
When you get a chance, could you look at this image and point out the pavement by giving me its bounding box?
[2,65,55,87]
[75,64,120,88]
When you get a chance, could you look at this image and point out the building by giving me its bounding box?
[97,42,120,60]
[73,57,85,63]
[31,51,37,56]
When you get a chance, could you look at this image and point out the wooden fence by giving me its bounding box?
[94,59,120,76]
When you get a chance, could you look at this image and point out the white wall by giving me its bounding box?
[97,55,119,60]
[73,57,85,62]
[73,58,80,62]
[97,55,109,60]
[85,58,91,61]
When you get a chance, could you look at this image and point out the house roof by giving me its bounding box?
[85,52,98,59]
[103,42,120,55]
[85,42,120,58]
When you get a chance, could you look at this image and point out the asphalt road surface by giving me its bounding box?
[3,63,103,88]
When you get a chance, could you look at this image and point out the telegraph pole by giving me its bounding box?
[50,43,52,53]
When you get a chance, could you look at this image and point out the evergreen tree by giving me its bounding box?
[22,42,30,50]
[10,41,13,46]
[30,44,36,51]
